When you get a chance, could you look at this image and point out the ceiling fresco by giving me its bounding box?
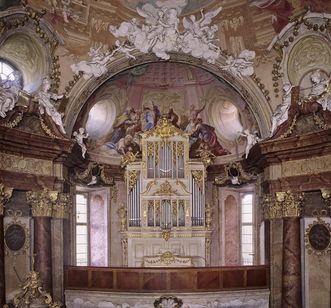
[24,0,331,59]
[22,0,326,59]
[78,62,254,161]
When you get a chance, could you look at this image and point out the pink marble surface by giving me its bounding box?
[224,195,240,265]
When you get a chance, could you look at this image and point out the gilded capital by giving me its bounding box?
[262,191,304,220]
[0,183,13,216]
[26,188,58,217]
[279,191,304,218]
[52,193,72,219]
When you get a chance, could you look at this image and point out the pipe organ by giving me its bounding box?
[123,119,211,267]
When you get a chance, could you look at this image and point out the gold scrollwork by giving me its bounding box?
[262,191,304,220]
[143,118,188,139]
[0,182,13,216]
[120,151,137,168]
[205,203,212,229]
[177,141,184,157]
[156,181,176,195]
[52,193,72,219]
[162,230,171,241]
[117,203,127,231]
[13,255,60,307]
[26,189,57,217]
[192,170,204,191]
[128,170,139,192]
[26,189,71,218]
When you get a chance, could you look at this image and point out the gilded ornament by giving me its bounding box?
[262,191,304,220]
[52,193,72,219]
[39,114,60,139]
[196,143,215,167]
[121,238,128,266]
[117,203,127,231]
[162,230,171,241]
[205,203,212,229]
[141,180,157,195]
[0,153,53,176]
[26,189,58,217]
[192,170,204,191]
[128,170,139,192]
[120,151,137,168]
[143,118,188,139]
[0,182,13,215]
[13,255,60,307]
[157,181,175,195]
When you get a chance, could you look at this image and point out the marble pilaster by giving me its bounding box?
[34,216,52,293]
[0,215,5,306]
[282,217,302,308]
[0,183,13,306]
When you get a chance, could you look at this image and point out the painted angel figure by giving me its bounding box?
[34,77,66,134]
[270,83,292,136]
[73,127,88,158]
[222,49,256,79]
[0,71,21,118]
[308,69,331,112]
[70,46,116,80]
[239,128,260,158]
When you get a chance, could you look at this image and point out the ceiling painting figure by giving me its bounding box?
[77,62,258,162]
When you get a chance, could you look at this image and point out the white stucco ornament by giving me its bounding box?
[109,1,222,63]
[308,69,331,112]
[221,49,256,80]
[0,71,21,118]
[71,1,256,81]
[270,82,293,136]
[34,77,66,134]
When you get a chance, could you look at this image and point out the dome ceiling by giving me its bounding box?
[80,62,254,162]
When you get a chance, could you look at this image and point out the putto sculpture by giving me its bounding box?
[73,127,88,158]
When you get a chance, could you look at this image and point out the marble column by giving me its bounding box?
[277,191,304,308]
[34,216,52,293]
[0,214,5,306]
[0,183,13,307]
[26,189,58,295]
[282,217,301,308]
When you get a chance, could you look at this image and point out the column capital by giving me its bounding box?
[26,189,72,218]
[52,193,72,219]
[0,183,13,216]
[26,189,57,217]
[262,190,304,220]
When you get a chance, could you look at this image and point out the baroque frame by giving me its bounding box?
[305,217,331,256]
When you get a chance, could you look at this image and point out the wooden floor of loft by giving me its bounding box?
[65,265,269,292]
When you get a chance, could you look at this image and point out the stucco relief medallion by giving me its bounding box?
[305,218,331,256]
[4,210,29,256]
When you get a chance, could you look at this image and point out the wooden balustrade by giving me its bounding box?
[65,265,269,292]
